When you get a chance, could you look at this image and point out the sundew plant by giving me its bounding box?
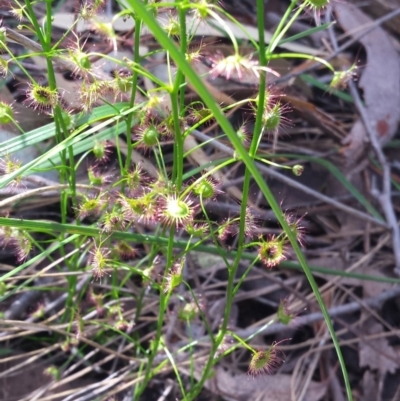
[0,0,356,400]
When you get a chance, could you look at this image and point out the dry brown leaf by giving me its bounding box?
[284,95,347,140]
[334,3,400,162]
[348,0,400,36]
[361,370,380,401]
[205,367,327,401]
[0,354,95,401]
[359,321,400,375]
[362,267,393,298]
[307,256,361,286]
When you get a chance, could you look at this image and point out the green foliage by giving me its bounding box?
[0,1,355,400]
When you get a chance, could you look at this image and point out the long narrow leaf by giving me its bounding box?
[123,2,352,399]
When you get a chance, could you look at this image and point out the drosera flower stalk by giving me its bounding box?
[75,1,353,399]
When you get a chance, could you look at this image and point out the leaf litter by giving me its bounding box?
[1,1,400,400]
[334,2,400,161]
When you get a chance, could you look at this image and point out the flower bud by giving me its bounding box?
[292,164,304,176]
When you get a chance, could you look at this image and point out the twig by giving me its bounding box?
[60,365,132,401]
[0,184,101,209]
[5,28,110,81]
[190,129,389,228]
[274,7,400,86]
[235,285,400,338]
[325,9,400,273]
[347,82,400,271]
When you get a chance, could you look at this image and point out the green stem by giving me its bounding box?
[125,2,353,400]
[170,90,184,189]
[177,0,187,112]
[169,0,188,189]
[124,16,142,172]
[266,0,304,55]
[267,52,335,72]
[23,0,76,263]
